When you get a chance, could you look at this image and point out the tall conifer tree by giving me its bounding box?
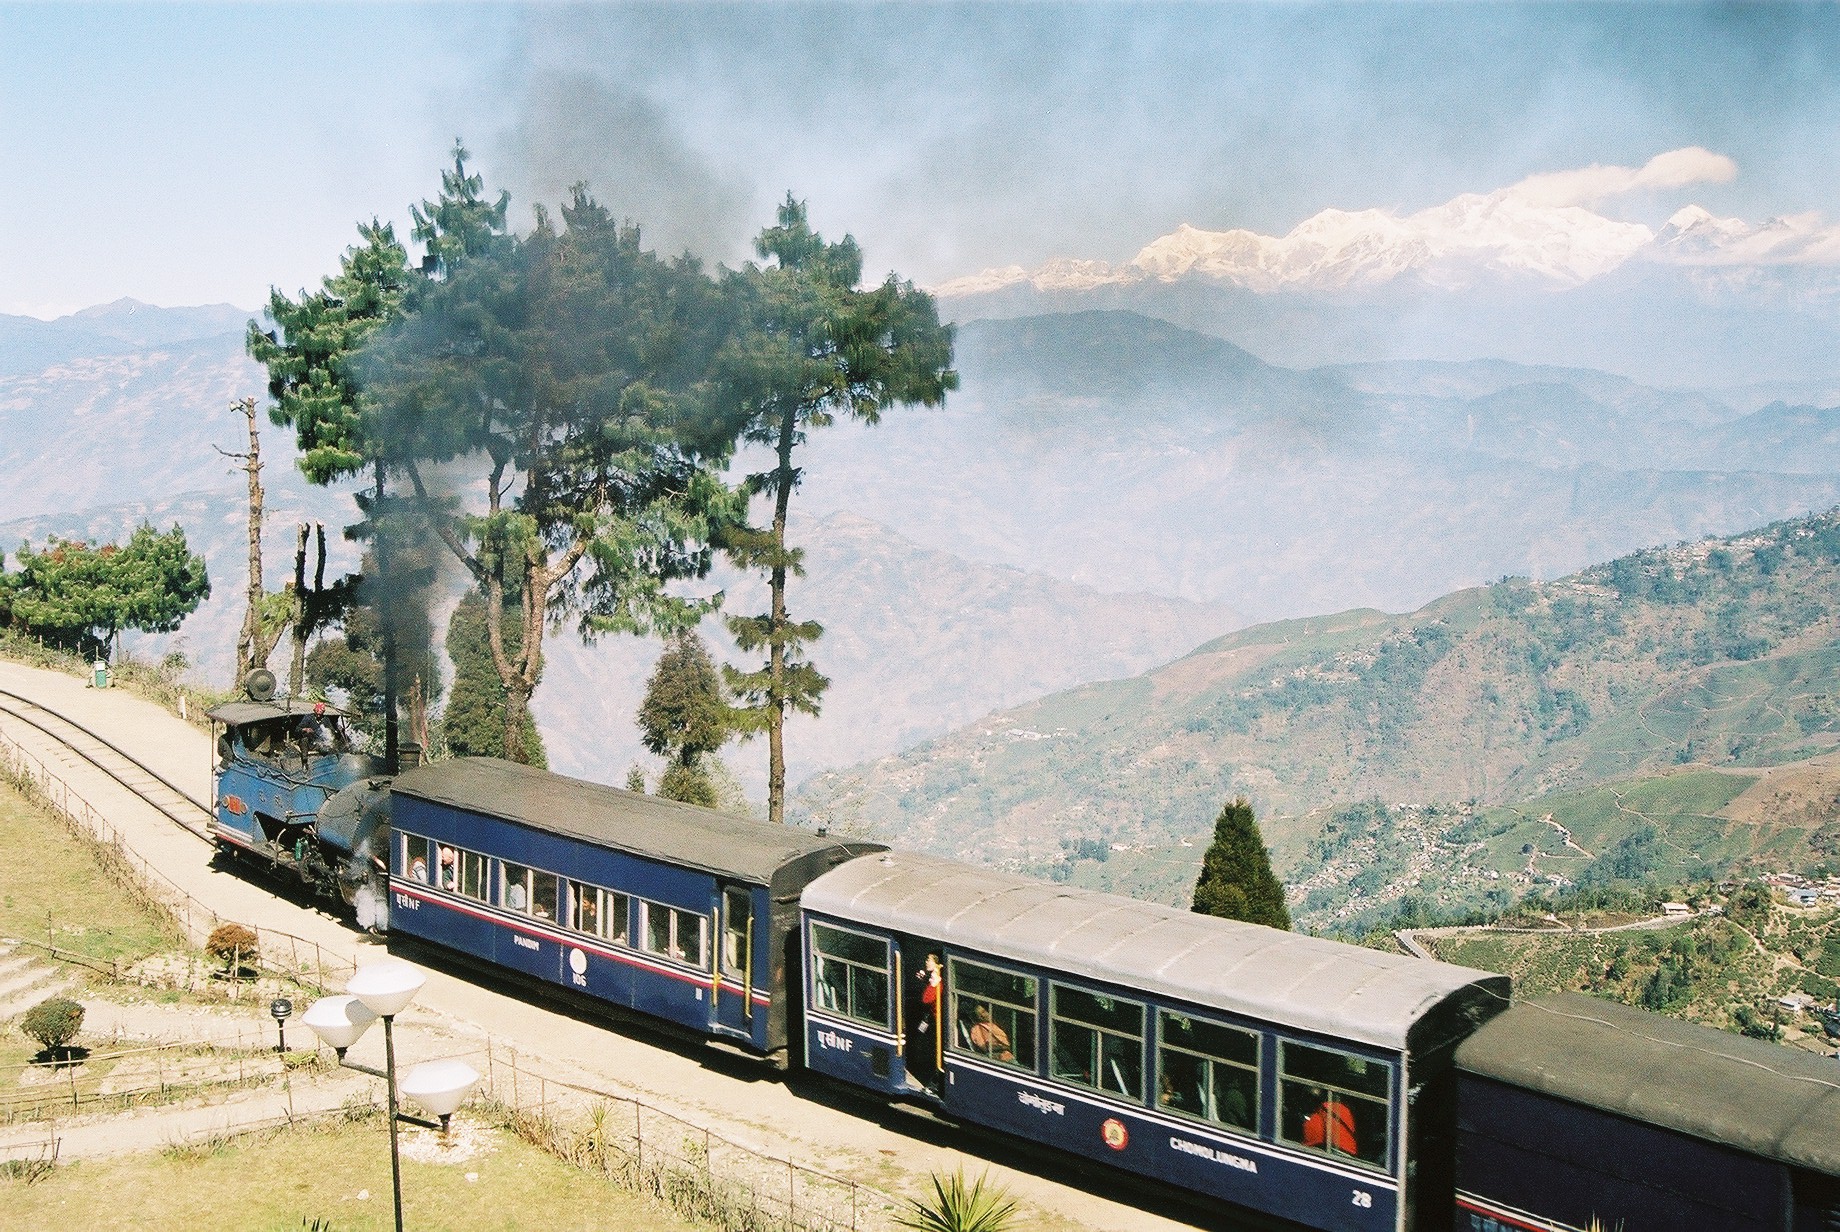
[711,195,956,823]
[1191,797,1292,930]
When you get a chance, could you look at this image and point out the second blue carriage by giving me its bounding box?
[385,757,882,1058]
[799,851,1509,1232]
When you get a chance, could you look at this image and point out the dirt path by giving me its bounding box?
[0,661,1194,1232]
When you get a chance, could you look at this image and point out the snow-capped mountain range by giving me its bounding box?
[939,147,1840,298]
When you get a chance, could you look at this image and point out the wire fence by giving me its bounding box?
[0,1035,308,1125]
[0,726,357,993]
[474,1039,906,1232]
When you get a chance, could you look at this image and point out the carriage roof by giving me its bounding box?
[803,850,1507,1052]
[391,757,880,888]
[1457,992,1840,1175]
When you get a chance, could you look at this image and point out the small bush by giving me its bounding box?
[206,923,260,972]
[21,996,85,1053]
[895,1167,1020,1232]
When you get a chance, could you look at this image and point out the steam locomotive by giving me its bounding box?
[207,693,1840,1232]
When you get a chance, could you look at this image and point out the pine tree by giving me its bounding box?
[637,629,731,807]
[1191,798,1291,930]
[711,195,956,823]
[5,524,209,660]
[364,185,737,766]
[249,143,501,768]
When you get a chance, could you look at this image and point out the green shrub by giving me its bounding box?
[21,995,84,1052]
[895,1167,1020,1232]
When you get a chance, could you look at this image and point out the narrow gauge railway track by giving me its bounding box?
[0,688,214,841]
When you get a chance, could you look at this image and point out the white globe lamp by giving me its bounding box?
[401,1058,482,1135]
[300,994,378,1058]
[347,961,427,1018]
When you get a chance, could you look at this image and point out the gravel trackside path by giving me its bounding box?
[0,662,1205,1232]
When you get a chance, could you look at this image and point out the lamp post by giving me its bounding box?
[301,962,478,1232]
[269,997,293,1053]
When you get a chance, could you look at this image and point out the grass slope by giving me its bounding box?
[0,1113,709,1231]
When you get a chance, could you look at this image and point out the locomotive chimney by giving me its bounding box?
[397,740,423,770]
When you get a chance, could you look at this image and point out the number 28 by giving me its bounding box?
[1351,1190,1372,1209]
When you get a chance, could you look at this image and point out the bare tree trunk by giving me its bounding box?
[376,459,398,773]
[287,524,309,695]
[230,397,266,679]
[766,405,798,825]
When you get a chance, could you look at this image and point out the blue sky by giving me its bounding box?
[4,3,1839,318]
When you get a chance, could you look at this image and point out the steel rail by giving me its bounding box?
[0,687,214,841]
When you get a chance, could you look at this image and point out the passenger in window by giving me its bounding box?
[506,879,528,912]
[1302,1088,1357,1156]
[1217,1074,1252,1129]
[1158,1070,1187,1111]
[438,847,457,891]
[968,1003,1013,1062]
[409,855,428,883]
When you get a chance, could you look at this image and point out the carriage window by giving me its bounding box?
[1278,1041,1392,1170]
[1158,1011,1259,1133]
[639,900,708,969]
[400,834,432,884]
[1050,985,1144,1099]
[948,958,1037,1072]
[458,850,488,901]
[500,862,532,913]
[568,882,630,945]
[531,873,558,921]
[722,889,751,980]
[809,923,890,1028]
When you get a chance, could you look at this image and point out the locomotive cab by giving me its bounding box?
[208,699,386,919]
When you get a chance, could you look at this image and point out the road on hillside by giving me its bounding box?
[0,661,1216,1232]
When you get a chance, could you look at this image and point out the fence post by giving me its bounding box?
[635,1101,643,1170]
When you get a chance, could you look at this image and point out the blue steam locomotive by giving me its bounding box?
[207,700,1840,1232]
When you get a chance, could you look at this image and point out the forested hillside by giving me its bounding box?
[798,509,1840,926]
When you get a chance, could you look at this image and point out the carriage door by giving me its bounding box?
[712,885,754,1040]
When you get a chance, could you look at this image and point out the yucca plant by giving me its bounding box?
[894,1166,1020,1232]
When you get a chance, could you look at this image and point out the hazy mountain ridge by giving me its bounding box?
[0,337,272,524]
[0,300,252,378]
[795,508,1840,888]
[792,312,1840,622]
[941,269,1840,389]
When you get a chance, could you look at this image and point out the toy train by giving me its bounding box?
[207,699,1840,1232]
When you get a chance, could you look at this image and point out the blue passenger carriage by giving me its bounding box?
[800,852,1509,1232]
[386,758,882,1058]
[1454,992,1840,1232]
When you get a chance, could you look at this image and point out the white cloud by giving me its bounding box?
[1502,147,1737,210]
